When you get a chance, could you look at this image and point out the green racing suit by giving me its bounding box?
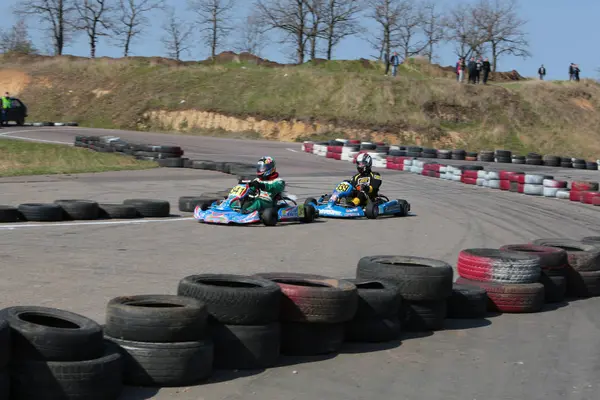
[242,176,286,213]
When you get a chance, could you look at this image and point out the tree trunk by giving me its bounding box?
[492,42,498,72]
[212,14,217,58]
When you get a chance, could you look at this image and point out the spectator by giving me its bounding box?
[475,57,483,84]
[569,63,574,80]
[574,64,580,82]
[1,92,10,126]
[456,57,466,83]
[467,57,476,84]
[538,64,546,80]
[390,52,400,77]
[482,58,491,84]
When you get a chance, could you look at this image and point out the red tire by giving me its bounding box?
[333,153,341,160]
[508,173,523,182]
[543,179,567,188]
[499,244,567,273]
[581,191,600,204]
[455,277,545,313]
[499,171,519,180]
[572,181,599,191]
[593,196,600,206]
[570,190,585,202]
[326,151,335,158]
[457,248,541,283]
[348,139,361,144]
[461,177,477,185]
[517,183,525,193]
[499,180,511,190]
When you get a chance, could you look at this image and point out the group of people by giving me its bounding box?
[568,63,581,81]
[455,56,491,84]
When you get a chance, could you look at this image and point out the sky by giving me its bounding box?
[1,0,599,81]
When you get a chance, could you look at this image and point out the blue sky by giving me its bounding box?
[2,0,599,80]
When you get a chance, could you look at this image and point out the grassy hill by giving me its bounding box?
[1,51,600,159]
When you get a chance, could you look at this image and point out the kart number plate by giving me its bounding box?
[336,182,351,192]
[229,185,246,196]
[297,205,305,218]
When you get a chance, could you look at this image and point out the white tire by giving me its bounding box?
[543,179,567,188]
[523,184,543,195]
[487,179,501,189]
[487,171,500,180]
[476,178,486,186]
[543,187,559,197]
[477,170,488,179]
[524,174,546,185]
[403,159,413,166]
[556,189,570,199]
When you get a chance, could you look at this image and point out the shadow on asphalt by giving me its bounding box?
[341,338,403,354]
[443,317,492,330]
[208,368,267,383]
[119,387,159,400]
[277,353,338,367]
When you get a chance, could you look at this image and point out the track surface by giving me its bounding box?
[1,126,600,400]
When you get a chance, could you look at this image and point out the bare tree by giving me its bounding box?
[321,0,364,60]
[113,0,164,57]
[187,0,236,59]
[304,0,325,60]
[13,0,77,55]
[394,0,428,60]
[0,18,38,54]
[255,0,310,64]
[365,0,402,61]
[160,6,194,61]
[471,0,530,72]
[73,0,114,58]
[235,12,268,56]
[442,2,488,60]
[420,0,445,62]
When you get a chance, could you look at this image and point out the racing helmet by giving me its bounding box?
[257,156,276,179]
[356,153,373,174]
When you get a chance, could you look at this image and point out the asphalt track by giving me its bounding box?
[1,126,600,400]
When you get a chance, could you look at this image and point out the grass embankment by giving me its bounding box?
[2,53,600,158]
[0,139,157,177]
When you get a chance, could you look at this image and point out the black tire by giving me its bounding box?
[106,336,213,387]
[365,201,379,219]
[105,295,208,343]
[396,199,410,216]
[123,199,170,217]
[280,322,344,356]
[356,256,454,301]
[177,274,281,325]
[17,203,63,222]
[402,299,447,331]
[158,158,185,168]
[582,236,600,245]
[540,273,566,303]
[495,156,512,163]
[341,278,402,318]
[254,273,358,323]
[0,205,20,222]
[98,203,140,219]
[178,196,220,212]
[531,239,600,271]
[1,306,104,362]
[565,269,600,298]
[54,199,100,220]
[446,283,488,319]
[0,370,8,399]
[210,322,280,369]
[0,320,9,368]
[261,207,278,226]
[301,203,316,223]
[9,341,123,400]
[345,316,402,343]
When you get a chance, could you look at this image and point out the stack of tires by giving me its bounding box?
[517,174,552,196]
[356,256,454,331]
[0,320,8,397]
[178,191,230,212]
[568,181,599,202]
[542,178,568,197]
[525,153,543,165]
[436,149,451,160]
[420,148,437,159]
[477,150,494,162]
[494,149,512,163]
[455,249,545,313]
[342,140,361,161]
[5,306,123,399]
[451,149,466,160]
[484,171,501,189]
[512,154,525,164]
[542,155,561,167]
[104,295,213,387]
[254,272,357,356]
[531,239,600,298]
[342,279,403,342]
[177,274,282,368]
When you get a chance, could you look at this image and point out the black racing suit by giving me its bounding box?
[348,170,382,206]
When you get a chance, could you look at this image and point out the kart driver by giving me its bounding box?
[242,156,286,213]
[349,153,382,206]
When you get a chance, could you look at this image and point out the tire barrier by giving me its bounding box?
[0,236,597,396]
[74,135,257,178]
[0,199,172,223]
[302,140,600,170]
[14,121,80,127]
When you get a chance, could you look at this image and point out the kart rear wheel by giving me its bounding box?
[365,202,379,219]
[261,207,278,226]
[304,197,318,207]
[397,199,410,216]
[301,203,316,223]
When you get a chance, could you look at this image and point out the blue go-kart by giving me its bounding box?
[194,180,316,226]
[304,180,410,219]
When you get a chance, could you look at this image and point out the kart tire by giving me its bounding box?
[365,201,379,219]
[301,203,316,223]
[261,207,278,226]
[340,278,402,318]
[177,274,282,325]
[255,274,358,323]
[397,199,410,216]
[104,295,208,343]
[356,256,454,301]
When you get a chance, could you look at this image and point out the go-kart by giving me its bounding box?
[194,180,316,226]
[305,180,410,219]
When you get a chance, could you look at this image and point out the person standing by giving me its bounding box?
[482,58,491,84]
[457,58,466,83]
[574,64,580,82]
[475,57,483,84]
[390,52,400,77]
[538,64,546,80]
[569,63,574,80]
[1,92,11,126]
[467,57,476,84]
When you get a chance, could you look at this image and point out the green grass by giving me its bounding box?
[0,139,158,177]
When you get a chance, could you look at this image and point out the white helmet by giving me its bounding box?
[356,153,373,174]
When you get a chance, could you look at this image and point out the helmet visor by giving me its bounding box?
[257,161,268,173]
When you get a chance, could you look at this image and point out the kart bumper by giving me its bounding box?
[194,206,260,224]
[314,204,364,218]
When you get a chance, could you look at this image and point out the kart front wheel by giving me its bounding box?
[365,202,379,219]
[301,203,316,223]
[304,197,318,207]
[261,207,278,226]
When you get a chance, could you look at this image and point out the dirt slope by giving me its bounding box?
[1,52,599,159]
